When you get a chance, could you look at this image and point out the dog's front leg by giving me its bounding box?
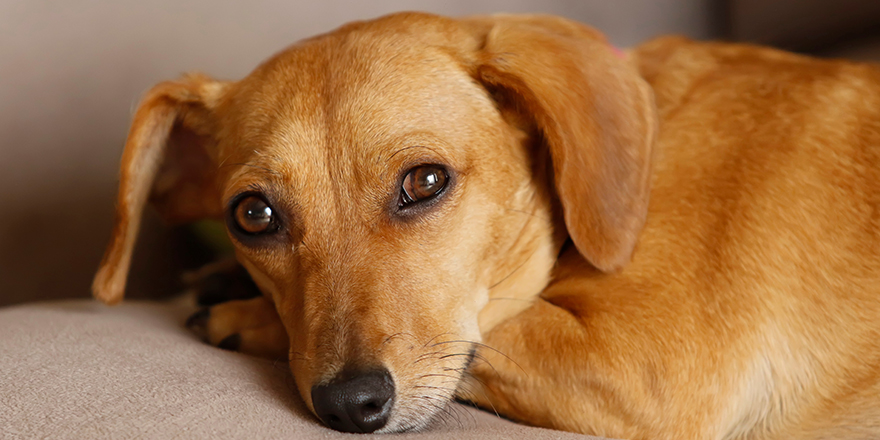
[461,298,665,440]
[187,295,289,360]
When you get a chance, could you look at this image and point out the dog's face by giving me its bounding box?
[218,21,562,432]
[93,12,655,433]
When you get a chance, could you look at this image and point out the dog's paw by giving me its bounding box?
[186,296,290,360]
[182,259,262,306]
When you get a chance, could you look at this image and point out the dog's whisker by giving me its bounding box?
[414,395,461,428]
[438,352,477,361]
[448,399,478,428]
[487,243,542,291]
[455,371,502,419]
[381,331,417,347]
[429,339,523,373]
[420,339,515,385]
[422,392,476,429]
[397,383,464,430]
[416,373,461,380]
[422,332,457,349]
[454,351,501,376]
[414,352,448,362]
[412,385,456,392]
[438,398,465,429]
[428,339,473,349]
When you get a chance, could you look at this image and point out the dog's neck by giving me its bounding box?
[477,233,564,334]
[476,182,568,335]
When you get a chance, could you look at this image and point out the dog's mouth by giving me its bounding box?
[304,343,479,433]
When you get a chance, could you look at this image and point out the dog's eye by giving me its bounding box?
[400,165,448,207]
[232,195,277,235]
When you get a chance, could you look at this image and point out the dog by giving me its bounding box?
[91,12,880,439]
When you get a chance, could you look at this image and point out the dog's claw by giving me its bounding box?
[186,308,210,332]
[217,333,242,351]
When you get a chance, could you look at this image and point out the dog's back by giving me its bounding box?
[623,38,880,438]
[474,37,880,439]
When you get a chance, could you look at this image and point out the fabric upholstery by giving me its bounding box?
[0,299,606,439]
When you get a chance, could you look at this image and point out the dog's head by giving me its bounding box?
[93,12,655,433]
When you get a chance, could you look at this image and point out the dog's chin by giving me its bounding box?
[378,402,452,433]
[376,378,464,433]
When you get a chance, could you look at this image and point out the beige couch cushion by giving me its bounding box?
[0,299,604,439]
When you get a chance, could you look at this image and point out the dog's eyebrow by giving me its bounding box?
[387,144,447,162]
[219,161,282,176]
[388,146,422,161]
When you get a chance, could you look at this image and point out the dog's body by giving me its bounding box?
[468,38,880,439]
[92,13,880,439]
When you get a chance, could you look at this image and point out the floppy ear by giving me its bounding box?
[469,15,657,272]
[93,74,230,305]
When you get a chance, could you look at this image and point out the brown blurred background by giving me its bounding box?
[1,0,878,306]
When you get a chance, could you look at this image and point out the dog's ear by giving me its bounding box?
[468,15,657,272]
[92,74,230,305]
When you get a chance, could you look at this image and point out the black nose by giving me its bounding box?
[311,368,395,433]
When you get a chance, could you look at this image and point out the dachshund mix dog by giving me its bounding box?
[92,12,880,439]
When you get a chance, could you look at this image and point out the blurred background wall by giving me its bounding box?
[0,0,877,306]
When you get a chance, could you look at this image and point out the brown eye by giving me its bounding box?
[400,165,448,207]
[233,196,276,235]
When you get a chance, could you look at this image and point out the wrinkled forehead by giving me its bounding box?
[218,32,495,185]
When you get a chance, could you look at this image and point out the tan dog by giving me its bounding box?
[92,12,880,439]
